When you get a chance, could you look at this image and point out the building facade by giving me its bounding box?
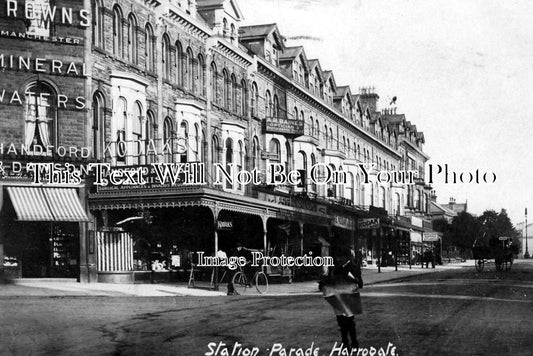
[1,0,436,284]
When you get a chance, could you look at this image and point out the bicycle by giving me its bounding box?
[231,263,269,294]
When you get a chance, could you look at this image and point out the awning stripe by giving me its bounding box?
[6,186,89,222]
[43,188,89,222]
[7,187,55,221]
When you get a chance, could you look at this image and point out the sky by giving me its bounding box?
[238,0,533,228]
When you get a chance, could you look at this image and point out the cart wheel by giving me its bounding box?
[503,259,513,271]
[232,271,248,294]
[475,259,484,272]
[255,272,269,294]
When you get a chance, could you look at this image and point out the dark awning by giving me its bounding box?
[7,186,89,222]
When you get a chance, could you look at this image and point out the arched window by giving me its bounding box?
[315,120,319,138]
[92,0,104,48]
[222,70,230,109]
[324,125,328,146]
[211,62,218,104]
[285,141,292,173]
[237,140,244,190]
[273,95,279,118]
[269,139,280,162]
[92,92,104,159]
[346,172,354,202]
[327,164,336,198]
[223,18,228,37]
[163,117,173,163]
[356,174,361,205]
[329,128,333,149]
[145,110,155,163]
[225,138,233,189]
[310,153,317,193]
[113,5,124,58]
[265,90,272,117]
[197,54,205,96]
[240,79,247,116]
[310,116,314,136]
[393,193,401,216]
[296,151,307,190]
[145,23,155,72]
[414,189,420,210]
[115,97,127,163]
[193,124,200,161]
[187,47,194,91]
[347,139,350,156]
[380,186,386,209]
[127,13,138,64]
[176,41,184,86]
[231,74,237,112]
[162,34,171,80]
[132,101,143,165]
[251,82,258,116]
[212,135,220,175]
[293,107,299,120]
[179,121,188,163]
[230,23,236,42]
[251,136,259,170]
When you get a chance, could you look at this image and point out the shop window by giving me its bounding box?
[25,81,56,150]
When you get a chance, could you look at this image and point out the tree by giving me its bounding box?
[433,218,452,259]
[478,209,520,255]
[449,211,481,259]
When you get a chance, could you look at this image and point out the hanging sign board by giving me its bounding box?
[423,232,440,242]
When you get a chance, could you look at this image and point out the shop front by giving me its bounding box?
[0,185,89,282]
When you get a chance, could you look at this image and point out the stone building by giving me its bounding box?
[1,0,436,284]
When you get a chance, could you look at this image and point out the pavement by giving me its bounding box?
[0,259,476,298]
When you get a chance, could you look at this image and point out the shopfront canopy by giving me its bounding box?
[7,186,89,222]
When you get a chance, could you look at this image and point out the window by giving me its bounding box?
[145,111,155,163]
[285,141,292,174]
[211,63,218,104]
[193,124,200,161]
[25,81,56,149]
[91,92,104,159]
[163,117,173,163]
[212,135,219,178]
[240,80,247,116]
[414,189,420,210]
[293,107,298,120]
[380,186,386,209]
[251,82,258,116]
[269,139,280,162]
[127,14,138,64]
[310,153,317,193]
[113,5,124,58]
[26,0,53,37]
[115,97,127,163]
[230,23,236,43]
[237,141,244,190]
[252,136,259,169]
[132,101,143,165]
[296,151,307,190]
[231,74,237,112]
[176,41,184,86]
[162,34,171,80]
[145,24,155,72]
[92,0,104,48]
[329,128,334,149]
[222,70,229,109]
[187,47,194,91]
[179,121,188,163]
[265,91,272,117]
[225,138,233,189]
[327,164,336,198]
[393,193,401,216]
[197,54,205,96]
[223,18,228,37]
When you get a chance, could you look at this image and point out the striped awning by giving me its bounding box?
[7,187,89,222]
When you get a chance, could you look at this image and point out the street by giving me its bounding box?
[1,262,532,356]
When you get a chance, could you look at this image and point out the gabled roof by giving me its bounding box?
[279,46,305,61]
[417,132,425,143]
[322,70,337,89]
[239,23,285,50]
[333,85,352,100]
[430,201,458,217]
[307,59,324,80]
[197,0,244,21]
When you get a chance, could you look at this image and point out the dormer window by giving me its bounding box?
[230,23,236,43]
[223,18,228,37]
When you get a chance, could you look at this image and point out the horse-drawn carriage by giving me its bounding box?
[472,236,514,272]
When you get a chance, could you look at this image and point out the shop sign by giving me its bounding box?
[257,192,328,215]
[263,118,304,136]
[217,220,233,230]
[423,232,440,242]
[357,218,380,230]
[498,236,511,241]
[333,215,355,230]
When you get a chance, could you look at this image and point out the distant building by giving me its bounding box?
[430,193,467,223]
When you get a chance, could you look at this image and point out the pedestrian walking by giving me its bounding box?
[322,251,364,351]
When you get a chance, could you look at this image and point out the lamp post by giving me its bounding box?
[525,208,530,259]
